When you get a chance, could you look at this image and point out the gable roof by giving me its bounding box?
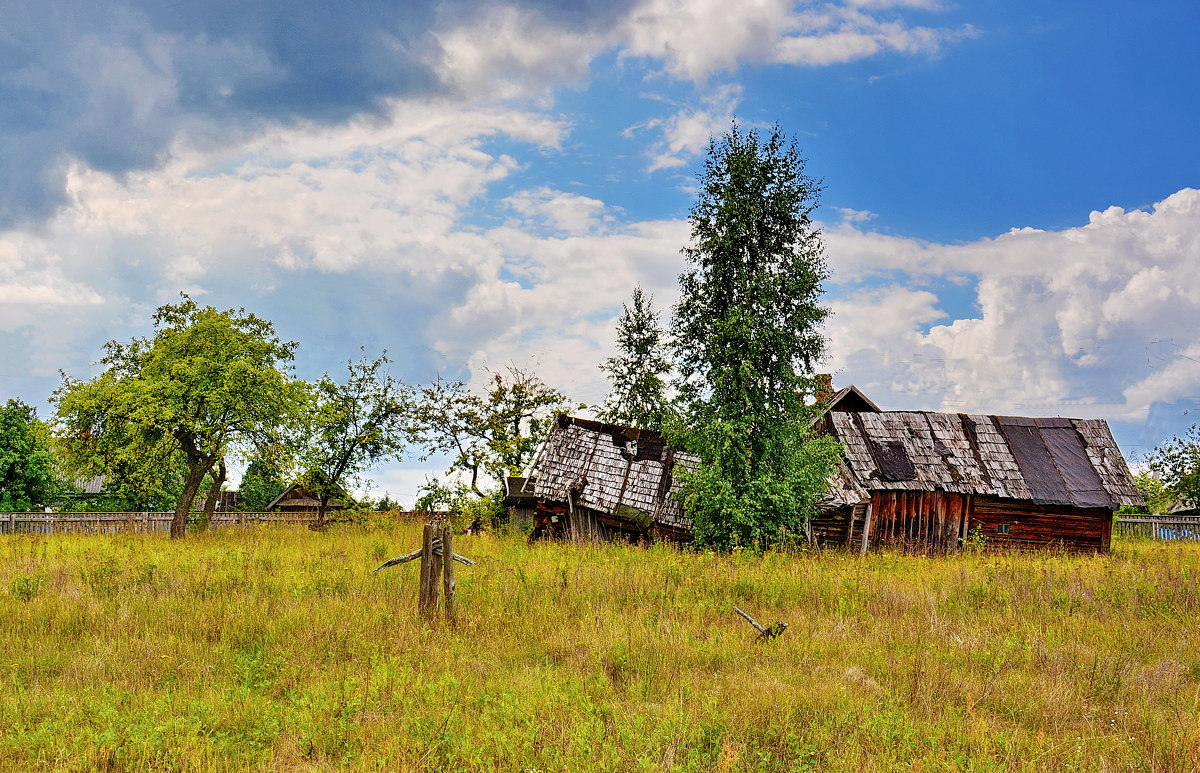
[827,411,1141,509]
[531,415,696,531]
[265,480,355,511]
[824,385,882,414]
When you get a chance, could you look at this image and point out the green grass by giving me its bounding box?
[2,522,1199,771]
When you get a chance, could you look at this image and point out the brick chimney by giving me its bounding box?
[815,373,835,404]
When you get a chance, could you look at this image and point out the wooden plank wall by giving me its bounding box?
[811,493,1112,554]
[868,491,969,552]
[811,503,861,546]
[970,497,1110,552]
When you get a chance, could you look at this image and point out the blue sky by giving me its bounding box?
[2,0,1198,501]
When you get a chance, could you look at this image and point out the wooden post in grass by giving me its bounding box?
[376,519,474,623]
[419,522,438,617]
[441,521,456,622]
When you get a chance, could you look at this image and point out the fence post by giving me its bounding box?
[7,512,14,534]
[441,521,455,623]
[418,522,438,617]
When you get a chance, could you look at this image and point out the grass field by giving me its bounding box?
[2,520,1199,771]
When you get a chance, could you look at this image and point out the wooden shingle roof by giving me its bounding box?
[827,411,1141,509]
[531,415,696,531]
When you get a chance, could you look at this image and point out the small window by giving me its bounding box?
[996,523,1011,535]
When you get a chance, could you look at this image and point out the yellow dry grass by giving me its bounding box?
[2,521,1198,771]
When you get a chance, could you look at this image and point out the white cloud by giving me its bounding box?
[503,188,615,235]
[434,4,607,101]
[633,83,743,172]
[825,188,1200,429]
[835,207,877,224]
[620,0,971,82]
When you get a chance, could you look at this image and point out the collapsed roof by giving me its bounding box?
[531,415,695,533]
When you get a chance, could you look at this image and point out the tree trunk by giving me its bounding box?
[198,458,227,531]
[172,457,212,539]
[312,495,330,530]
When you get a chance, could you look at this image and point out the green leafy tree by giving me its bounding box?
[1145,425,1200,509]
[1119,470,1172,515]
[52,295,303,538]
[413,365,572,498]
[238,454,289,512]
[598,286,672,430]
[0,399,60,512]
[297,352,413,528]
[669,122,840,549]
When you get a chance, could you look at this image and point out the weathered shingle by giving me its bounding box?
[532,416,695,531]
[828,410,1139,508]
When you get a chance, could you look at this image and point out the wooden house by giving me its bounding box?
[529,415,696,541]
[812,397,1142,553]
[529,389,1141,552]
[265,482,354,514]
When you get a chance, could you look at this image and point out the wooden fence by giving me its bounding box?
[0,511,318,535]
[1113,514,1200,541]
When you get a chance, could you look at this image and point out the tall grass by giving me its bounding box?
[2,522,1198,771]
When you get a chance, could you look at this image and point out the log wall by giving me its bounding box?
[970,496,1110,552]
[811,492,1113,553]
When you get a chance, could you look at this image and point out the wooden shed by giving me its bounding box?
[529,415,696,541]
[813,405,1142,553]
[265,482,354,514]
[502,476,539,528]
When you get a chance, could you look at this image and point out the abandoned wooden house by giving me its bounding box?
[528,389,1141,552]
[812,400,1142,553]
[265,482,354,514]
[525,415,696,541]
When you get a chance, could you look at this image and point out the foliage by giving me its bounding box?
[1120,470,1174,515]
[958,525,988,552]
[370,493,403,512]
[297,352,412,527]
[598,286,673,431]
[52,294,303,537]
[8,574,42,601]
[412,365,574,497]
[1145,425,1200,510]
[413,476,504,523]
[669,122,838,549]
[0,398,60,512]
[672,418,842,550]
[1,527,1198,771]
[414,476,463,513]
[238,454,289,512]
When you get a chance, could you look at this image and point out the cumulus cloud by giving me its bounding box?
[620,0,972,81]
[824,189,1200,442]
[1,0,972,226]
[0,93,685,410]
[627,84,744,172]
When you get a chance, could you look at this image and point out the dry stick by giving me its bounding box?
[733,606,789,641]
[374,541,475,571]
[733,606,767,635]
